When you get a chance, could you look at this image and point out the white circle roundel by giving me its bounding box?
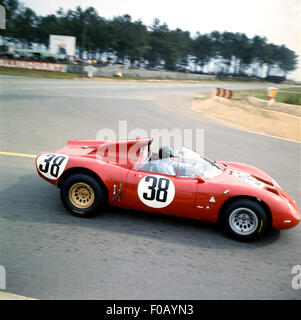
[137,175,175,208]
[37,153,69,180]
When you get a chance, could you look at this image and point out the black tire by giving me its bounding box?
[60,173,106,217]
[221,199,268,241]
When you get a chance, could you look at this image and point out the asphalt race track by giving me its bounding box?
[0,75,300,299]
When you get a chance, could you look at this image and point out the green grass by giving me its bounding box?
[0,67,84,79]
[232,87,301,106]
[232,89,267,101]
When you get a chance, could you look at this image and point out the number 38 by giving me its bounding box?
[39,154,67,178]
[143,176,170,203]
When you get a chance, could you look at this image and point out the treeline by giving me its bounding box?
[0,0,298,78]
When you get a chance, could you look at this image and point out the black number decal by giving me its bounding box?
[50,156,66,178]
[39,154,56,173]
[143,176,170,203]
[39,154,66,178]
[143,176,157,200]
[156,178,169,202]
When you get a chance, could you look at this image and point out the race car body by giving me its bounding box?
[36,138,300,240]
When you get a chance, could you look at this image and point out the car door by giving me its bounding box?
[122,166,199,219]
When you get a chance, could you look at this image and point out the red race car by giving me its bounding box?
[36,138,300,241]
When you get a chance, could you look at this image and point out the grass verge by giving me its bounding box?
[0,67,83,79]
[232,87,301,105]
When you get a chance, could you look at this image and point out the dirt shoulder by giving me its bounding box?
[192,96,301,142]
[245,96,301,117]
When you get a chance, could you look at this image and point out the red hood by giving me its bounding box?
[216,161,276,186]
[217,161,299,215]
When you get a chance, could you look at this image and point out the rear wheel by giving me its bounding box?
[221,199,268,241]
[60,173,106,217]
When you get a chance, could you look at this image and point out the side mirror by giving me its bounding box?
[197,175,205,183]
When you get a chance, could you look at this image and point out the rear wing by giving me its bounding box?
[56,138,153,164]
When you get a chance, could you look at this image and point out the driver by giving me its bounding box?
[153,146,177,175]
[138,146,177,175]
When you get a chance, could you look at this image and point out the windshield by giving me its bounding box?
[135,145,222,179]
[176,147,222,179]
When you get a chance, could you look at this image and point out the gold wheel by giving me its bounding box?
[69,182,95,209]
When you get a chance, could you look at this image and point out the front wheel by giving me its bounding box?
[60,173,106,217]
[221,199,268,241]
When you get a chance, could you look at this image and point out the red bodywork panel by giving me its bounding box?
[36,139,301,230]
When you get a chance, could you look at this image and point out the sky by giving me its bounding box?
[20,0,301,80]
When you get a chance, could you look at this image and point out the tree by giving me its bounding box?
[192,33,212,72]
[108,14,133,62]
[250,35,267,77]
[36,14,61,46]
[0,0,19,35]
[275,45,298,78]
[235,33,253,75]
[1,0,38,44]
[219,32,237,74]
[262,43,277,77]
[89,14,109,57]
[145,19,168,68]
[9,5,37,45]
[171,28,191,70]
[125,19,148,65]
